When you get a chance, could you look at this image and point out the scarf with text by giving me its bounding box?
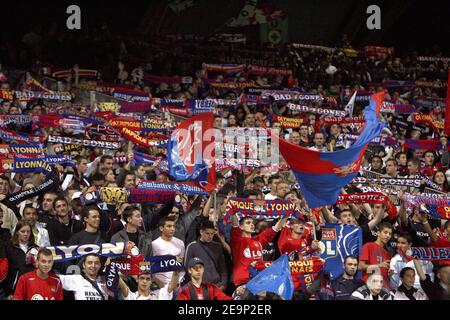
[114,255,184,275]
[247,65,292,76]
[270,115,306,129]
[13,157,52,175]
[141,118,171,132]
[7,175,59,206]
[380,102,417,114]
[225,197,300,222]
[45,242,132,262]
[410,247,449,261]
[136,181,209,196]
[336,192,397,220]
[120,127,167,148]
[287,103,346,117]
[252,258,324,276]
[351,176,422,188]
[0,89,72,101]
[0,115,33,127]
[412,113,444,132]
[403,193,450,207]
[47,135,121,150]
[108,118,142,131]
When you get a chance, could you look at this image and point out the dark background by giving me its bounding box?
[0,0,448,57]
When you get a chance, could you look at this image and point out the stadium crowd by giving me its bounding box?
[0,27,449,300]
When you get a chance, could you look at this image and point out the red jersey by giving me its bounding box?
[278,226,314,256]
[13,270,63,300]
[360,242,392,289]
[231,226,277,285]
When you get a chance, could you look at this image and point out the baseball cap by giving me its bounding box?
[71,191,82,200]
[188,257,204,269]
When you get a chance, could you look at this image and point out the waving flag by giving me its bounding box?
[167,113,216,192]
[246,254,294,300]
[268,91,385,208]
[319,224,363,280]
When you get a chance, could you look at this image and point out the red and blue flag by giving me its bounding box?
[167,112,216,192]
[269,91,386,208]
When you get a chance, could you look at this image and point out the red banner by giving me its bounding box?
[253,258,324,275]
[336,192,397,220]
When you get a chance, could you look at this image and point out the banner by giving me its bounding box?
[98,187,128,205]
[404,139,448,151]
[13,157,52,175]
[225,197,299,222]
[411,247,449,261]
[9,143,43,155]
[413,113,444,132]
[45,242,130,262]
[351,177,422,188]
[403,193,450,207]
[380,102,417,114]
[167,113,216,192]
[270,115,305,129]
[247,65,292,76]
[287,103,346,117]
[253,258,324,276]
[0,115,33,127]
[121,127,167,148]
[7,175,59,205]
[136,181,209,196]
[18,90,71,101]
[119,100,153,113]
[336,192,397,220]
[114,255,184,275]
[47,135,121,150]
[98,102,120,112]
[128,188,176,204]
[84,124,121,142]
[203,63,245,73]
[113,87,151,102]
[108,118,142,131]
[319,224,362,279]
[413,96,446,109]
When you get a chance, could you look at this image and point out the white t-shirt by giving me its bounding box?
[60,275,108,300]
[124,285,172,300]
[152,237,185,286]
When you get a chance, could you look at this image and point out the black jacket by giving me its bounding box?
[331,275,365,300]
[420,274,450,300]
[47,218,84,246]
[110,228,153,258]
[2,242,39,296]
